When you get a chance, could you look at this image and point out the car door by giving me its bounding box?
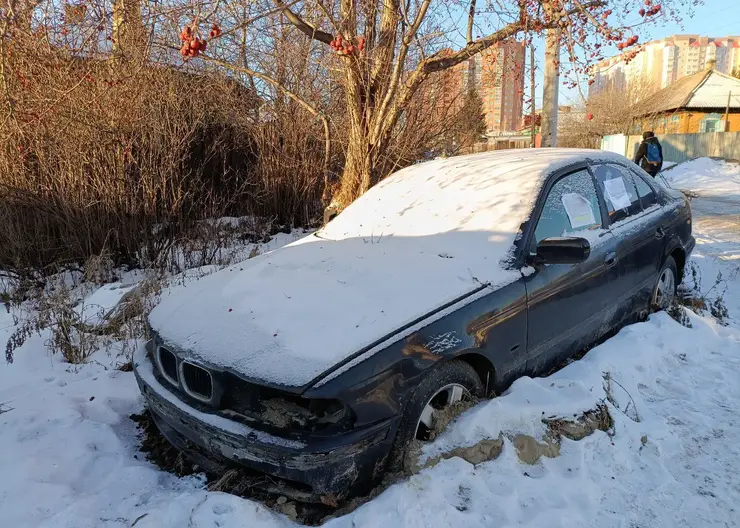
[523,167,620,376]
[592,163,665,316]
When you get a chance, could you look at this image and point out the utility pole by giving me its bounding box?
[725,91,732,132]
[530,41,536,147]
[541,26,560,147]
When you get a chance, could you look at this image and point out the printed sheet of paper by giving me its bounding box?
[561,193,596,229]
[603,177,632,210]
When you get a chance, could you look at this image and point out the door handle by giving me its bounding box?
[604,252,618,268]
[655,227,665,239]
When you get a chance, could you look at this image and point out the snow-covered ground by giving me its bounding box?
[661,157,740,197]
[2,158,740,527]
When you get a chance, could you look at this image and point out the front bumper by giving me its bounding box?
[133,345,397,502]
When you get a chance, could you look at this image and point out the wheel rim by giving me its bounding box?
[654,267,676,309]
[415,383,467,441]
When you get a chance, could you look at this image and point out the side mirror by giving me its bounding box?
[536,237,591,265]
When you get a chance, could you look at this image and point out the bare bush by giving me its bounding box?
[0,5,335,276]
[4,280,101,365]
[1,34,259,269]
[560,77,659,148]
[670,261,734,327]
[4,268,165,365]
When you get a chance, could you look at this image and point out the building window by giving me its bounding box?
[699,113,722,133]
[669,115,680,133]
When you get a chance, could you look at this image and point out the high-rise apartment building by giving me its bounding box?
[590,35,740,98]
[459,41,526,132]
[425,42,526,133]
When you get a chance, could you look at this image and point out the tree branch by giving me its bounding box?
[371,0,431,142]
[424,24,524,73]
[370,0,401,85]
[203,56,332,188]
[467,0,477,45]
[570,0,612,39]
[375,1,603,147]
[217,0,304,42]
[425,1,603,73]
[273,0,333,44]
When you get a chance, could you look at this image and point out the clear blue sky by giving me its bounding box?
[550,0,740,108]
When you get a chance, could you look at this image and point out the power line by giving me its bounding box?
[713,19,740,33]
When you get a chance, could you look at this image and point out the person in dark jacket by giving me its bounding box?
[633,131,663,177]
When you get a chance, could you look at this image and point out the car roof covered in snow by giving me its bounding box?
[148,148,630,387]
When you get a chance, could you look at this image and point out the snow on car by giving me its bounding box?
[146,149,606,387]
[136,148,694,502]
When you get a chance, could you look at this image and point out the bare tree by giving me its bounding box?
[1,0,696,213]
[560,75,657,148]
[260,0,694,208]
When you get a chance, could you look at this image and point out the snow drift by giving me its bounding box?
[661,157,740,196]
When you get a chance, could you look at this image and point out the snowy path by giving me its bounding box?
[2,159,740,528]
[691,197,740,263]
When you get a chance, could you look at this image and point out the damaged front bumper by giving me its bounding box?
[133,345,397,502]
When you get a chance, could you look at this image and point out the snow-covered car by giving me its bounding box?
[134,149,695,504]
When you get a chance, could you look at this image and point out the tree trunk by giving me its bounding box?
[332,127,373,209]
[541,26,560,147]
[330,56,377,209]
[112,0,147,62]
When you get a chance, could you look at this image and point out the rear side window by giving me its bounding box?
[592,164,642,225]
[631,171,659,209]
[533,169,602,248]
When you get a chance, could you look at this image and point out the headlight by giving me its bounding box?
[221,374,355,433]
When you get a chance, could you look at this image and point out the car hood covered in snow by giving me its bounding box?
[149,149,629,387]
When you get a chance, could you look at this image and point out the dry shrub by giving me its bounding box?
[0,26,328,276]
[671,261,734,327]
[4,256,165,365]
[4,280,102,365]
[1,33,258,273]
[249,106,332,225]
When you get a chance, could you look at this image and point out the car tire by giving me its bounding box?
[651,256,678,311]
[388,360,484,473]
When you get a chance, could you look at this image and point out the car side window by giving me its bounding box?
[631,171,659,210]
[592,164,642,225]
[533,169,602,249]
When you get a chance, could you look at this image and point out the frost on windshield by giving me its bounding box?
[533,169,602,246]
[593,164,642,226]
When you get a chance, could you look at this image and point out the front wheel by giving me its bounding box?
[389,360,484,472]
[651,256,678,311]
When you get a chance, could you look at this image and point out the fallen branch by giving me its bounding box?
[603,372,640,423]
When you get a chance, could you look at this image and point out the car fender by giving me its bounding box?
[663,234,682,261]
[302,308,491,427]
[449,349,497,393]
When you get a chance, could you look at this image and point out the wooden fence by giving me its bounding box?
[601,132,740,163]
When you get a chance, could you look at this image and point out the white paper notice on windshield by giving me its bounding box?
[561,193,596,229]
[603,177,632,210]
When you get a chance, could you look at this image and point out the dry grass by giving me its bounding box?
[1,42,253,273]
[0,28,331,277]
